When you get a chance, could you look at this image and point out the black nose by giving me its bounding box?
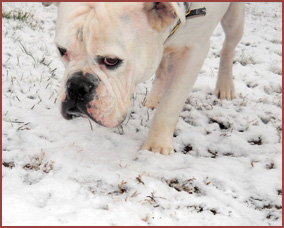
[66,72,99,102]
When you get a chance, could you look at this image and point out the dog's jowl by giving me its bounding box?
[45,2,245,155]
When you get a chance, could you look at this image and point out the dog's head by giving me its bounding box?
[49,2,187,127]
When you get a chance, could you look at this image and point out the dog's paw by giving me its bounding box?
[141,140,174,155]
[144,95,160,109]
[215,83,236,100]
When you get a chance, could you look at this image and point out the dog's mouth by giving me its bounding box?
[61,99,128,128]
[61,101,89,120]
[66,106,85,119]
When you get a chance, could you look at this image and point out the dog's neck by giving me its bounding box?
[163,4,207,44]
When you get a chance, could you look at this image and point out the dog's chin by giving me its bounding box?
[86,111,127,128]
[94,116,126,128]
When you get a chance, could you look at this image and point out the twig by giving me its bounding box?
[136,174,145,185]
[88,118,93,131]
[142,87,148,106]
[19,41,37,64]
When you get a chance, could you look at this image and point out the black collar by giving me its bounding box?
[167,7,207,39]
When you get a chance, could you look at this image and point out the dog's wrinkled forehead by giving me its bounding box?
[56,3,141,41]
[55,3,148,57]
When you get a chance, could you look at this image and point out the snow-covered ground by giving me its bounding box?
[2,2,282,226]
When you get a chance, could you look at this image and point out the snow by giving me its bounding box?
[2,2,282,226]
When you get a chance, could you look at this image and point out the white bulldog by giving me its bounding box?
[44,2,245,155]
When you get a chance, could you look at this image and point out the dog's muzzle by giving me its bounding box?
[61,71,100,120]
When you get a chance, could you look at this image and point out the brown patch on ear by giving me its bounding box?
[144,2,177,31]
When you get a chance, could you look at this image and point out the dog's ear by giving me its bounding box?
[144,2,187,31]
[42,2,59,7]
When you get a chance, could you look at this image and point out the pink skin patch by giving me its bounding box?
[63,51,70,62]
[86,85,126,128]
[61,93,67,102]
[87,104,120,128]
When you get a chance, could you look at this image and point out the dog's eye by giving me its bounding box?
[58,47,67,57]
[99,57,122,70]
[104,57,119,66]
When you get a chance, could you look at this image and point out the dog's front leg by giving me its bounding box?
[145,55,169,110]
[142,43,210,155]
